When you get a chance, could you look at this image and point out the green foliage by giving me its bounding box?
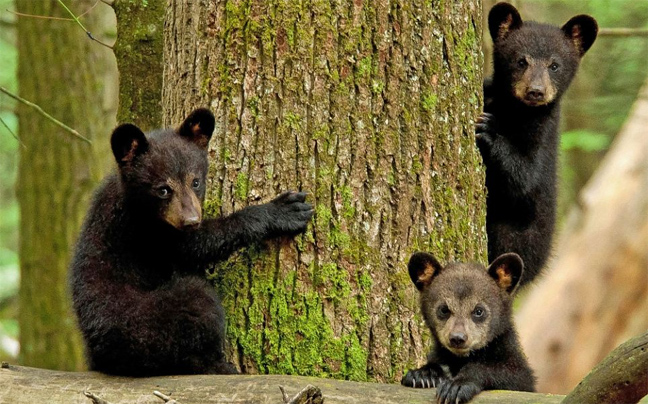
[561,130,611,152]
[0,0,19,358]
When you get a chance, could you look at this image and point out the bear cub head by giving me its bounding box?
[408,252,524,356]
[111,108,215,231]
[489,2,597,106]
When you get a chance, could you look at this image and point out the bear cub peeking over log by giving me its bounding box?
[477,2,598,287]
[70,108,313,376]
[401,252,535,404]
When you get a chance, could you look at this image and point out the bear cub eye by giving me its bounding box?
[192,178,201,189]
[549,62,559,71]
[156,186,172,199]
[517,58,528,68]
[472,305,487,321]
[436,304,451,320]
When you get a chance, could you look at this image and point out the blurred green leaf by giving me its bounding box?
[0,263,19,301]
[561,130,611,152]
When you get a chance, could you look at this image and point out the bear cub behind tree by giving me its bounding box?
[401,252,535,404]
[70,108,313,376]
[477,2,598,287]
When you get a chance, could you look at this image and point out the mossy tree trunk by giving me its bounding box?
[16,0,117,370]
[163,0,485,382]
[111,0,165,130]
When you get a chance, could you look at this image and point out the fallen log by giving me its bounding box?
[0,364,563,404]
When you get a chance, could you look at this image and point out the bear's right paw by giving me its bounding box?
[475,112,497,150]
[401,364,446,389]
[266,191,314,238]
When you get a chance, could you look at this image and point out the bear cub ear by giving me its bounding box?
[487,253,524,295]
[488,2,523,42]
[562,15,598,57]
[111,123,149,165]
[178,108,216,149]
[408,252,444,291]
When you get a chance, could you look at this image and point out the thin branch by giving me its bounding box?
[0,116,25,148]
[5,9,74,21]
[0,87,91,144]
[57,0,113,49]
[153,390,181,404]
[83,391,113,404]
[599,28,648,37]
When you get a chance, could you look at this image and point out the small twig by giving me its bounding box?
[0,86,91,144]
[599,28,648,37]
[280,386,291,403]
[153,390,181,404]
[83,391,113,404]
[279,385,324,404]
[0,116,26,148]
[57,0,113,49]
[6,9,74,21]
[7,1,99,21]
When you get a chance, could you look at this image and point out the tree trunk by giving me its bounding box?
[163,0,485,382]
[516,79,648,393]
[112,0,165,131]
[16,0,117,370]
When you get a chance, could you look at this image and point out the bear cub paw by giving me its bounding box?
[401,364,446,389]
[475,112,497,150]
[266,191,313,237]
[436,378,481,404]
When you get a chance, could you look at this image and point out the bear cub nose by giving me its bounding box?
[526,86,545,101]
[449,332,467,348]
[182,216,201,229]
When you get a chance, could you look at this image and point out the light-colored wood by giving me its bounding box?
[0,365,565,404]
[517,80,648,394]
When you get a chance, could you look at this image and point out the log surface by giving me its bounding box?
[0,365,564,404]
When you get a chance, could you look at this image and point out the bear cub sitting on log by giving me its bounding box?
[70,108,313,376]
[401,252,535,403]
[477,2,598,287]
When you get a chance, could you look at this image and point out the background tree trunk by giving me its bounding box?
[516,78,648,394]
[16,0,117,370]
[163,0,485,382]
[112,0,165,130]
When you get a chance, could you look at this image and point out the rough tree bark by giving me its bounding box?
[15,0,117,370]
[112,0,165,130]
[516,79,648,393]
[163,0,485,382]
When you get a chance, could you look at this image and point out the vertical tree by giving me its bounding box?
[112,0,165,130]
[163,0,485,381]
[16,0,117,370]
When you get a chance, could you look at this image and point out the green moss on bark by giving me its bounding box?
[112,0,164,130]
[166,0,486,383]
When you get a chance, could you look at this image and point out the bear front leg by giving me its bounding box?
[180,191,313,265]
[436,376,481,404]
[401,362,447,389]
[436,359,535,404]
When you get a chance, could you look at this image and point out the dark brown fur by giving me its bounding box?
[477,2,598,287]
[71,108,313,376]
[402,252,535,404]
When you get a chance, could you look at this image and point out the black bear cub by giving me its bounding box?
[402,252,535,404]
[71,108,313,376]
[477,2,598,286]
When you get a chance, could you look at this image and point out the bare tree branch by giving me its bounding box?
[0,115,25,148]
[56,0,112,49]
[599,28,648,37]
[83,391,113,404]
[0,87,91,144]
